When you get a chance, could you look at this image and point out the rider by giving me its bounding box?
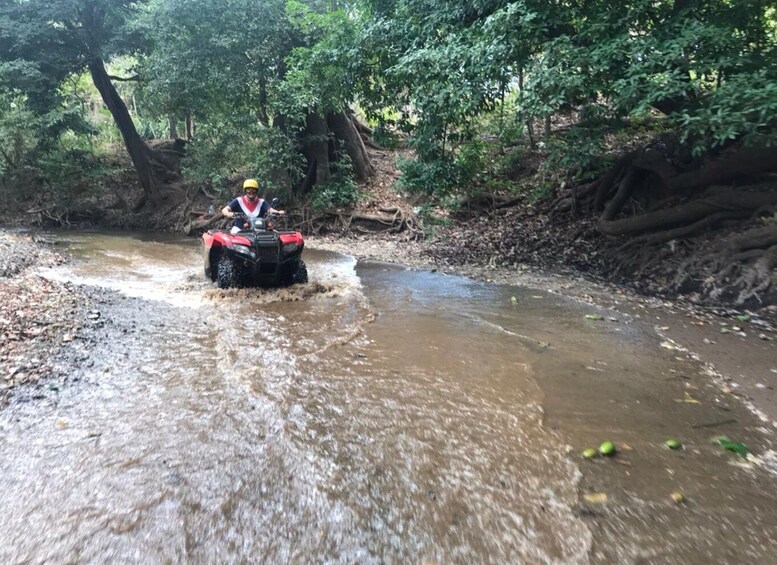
[221,179,285,233]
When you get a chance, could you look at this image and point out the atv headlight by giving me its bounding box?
[231,244,253,256]
[282,243,298,254]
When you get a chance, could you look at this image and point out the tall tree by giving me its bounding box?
[141,0,374,196]
[0,0,164,198]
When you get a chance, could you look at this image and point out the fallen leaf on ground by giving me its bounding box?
[674,391,701,404]
[715,436,749,458]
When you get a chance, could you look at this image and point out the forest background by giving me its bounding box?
[1,0,776,311]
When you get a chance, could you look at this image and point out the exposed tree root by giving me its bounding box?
[670,223,777,306]
[432,138,777,313]
[615,211,751,252]
[598,189,777,236]
[328,208,408,233]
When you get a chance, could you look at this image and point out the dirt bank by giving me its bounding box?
[310,235,777,428]
[0,230,95,405]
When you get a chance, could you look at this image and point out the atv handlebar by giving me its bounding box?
[230,211,288,230]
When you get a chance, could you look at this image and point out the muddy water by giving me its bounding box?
[1,232,775,563]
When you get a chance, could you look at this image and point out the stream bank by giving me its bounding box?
[0,231,96,405]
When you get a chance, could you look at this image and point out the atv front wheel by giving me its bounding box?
[217,257,242,289]
[292,260,308,284]
[281,260,308,285]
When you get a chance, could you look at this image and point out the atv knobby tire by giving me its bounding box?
[217,257,241,289]
[281,260,308,286]
[293,260,308,284]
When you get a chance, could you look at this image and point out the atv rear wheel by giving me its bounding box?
[217,257,242,289]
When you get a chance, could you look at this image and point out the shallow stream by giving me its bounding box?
[0,232,775,563]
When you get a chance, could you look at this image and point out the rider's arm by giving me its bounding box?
[267,206,286,216]
[221,204,234,218]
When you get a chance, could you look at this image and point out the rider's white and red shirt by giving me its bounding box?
[227,196,270,229]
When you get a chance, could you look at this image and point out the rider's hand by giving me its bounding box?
[276,210,286,216]
[224,210,234,218]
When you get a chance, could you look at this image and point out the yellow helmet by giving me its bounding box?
[243,178,259,190]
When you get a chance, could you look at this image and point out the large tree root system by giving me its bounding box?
[429,140,777,316]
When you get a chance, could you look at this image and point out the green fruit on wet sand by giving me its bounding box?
[599,441,616,456]
[582,448,598,459]
[671,491,685,504]
[665,439,682,449]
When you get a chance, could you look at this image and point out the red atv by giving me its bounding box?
[202,203,307,289]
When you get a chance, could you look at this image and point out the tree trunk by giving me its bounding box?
[185,112,194,140]
[327,112,375,181]
[168,113,178,139]
[88,58,156,195]
[302,112,331,186]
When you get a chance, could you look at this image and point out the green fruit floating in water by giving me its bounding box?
[582,448,598,459]
[599,441,616,456]
[665,439,682,450]
[671,491,685,504]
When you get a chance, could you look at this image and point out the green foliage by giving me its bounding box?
[0,1,149,107]
[140,0,366,192]
[519,0,776,153]
[0,94,119,213]
[182,120,300,198]
[541,126,608,180]
[396,154,460,197]
[310,170,361,210]
[0,94,37,178]
[3,0,776,216]
[141,0,293,120]
[360,0,777,201]
[677,70,777,153]
[283,1,363,114]
[371,122,401,149]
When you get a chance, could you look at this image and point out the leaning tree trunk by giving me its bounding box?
[327,112,375,181]
[87,58,156,196]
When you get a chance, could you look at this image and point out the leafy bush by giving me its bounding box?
[372,122,402,149]
[310,175,360,210]
[540,126,608,179]
[182,121,300,199]
[456,138,487,187]
[395,154,460,197]
[310,155,360,209]
[0,95,111,213]
[677,70,777,154]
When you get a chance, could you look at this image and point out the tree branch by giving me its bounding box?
[107,74,141,82]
